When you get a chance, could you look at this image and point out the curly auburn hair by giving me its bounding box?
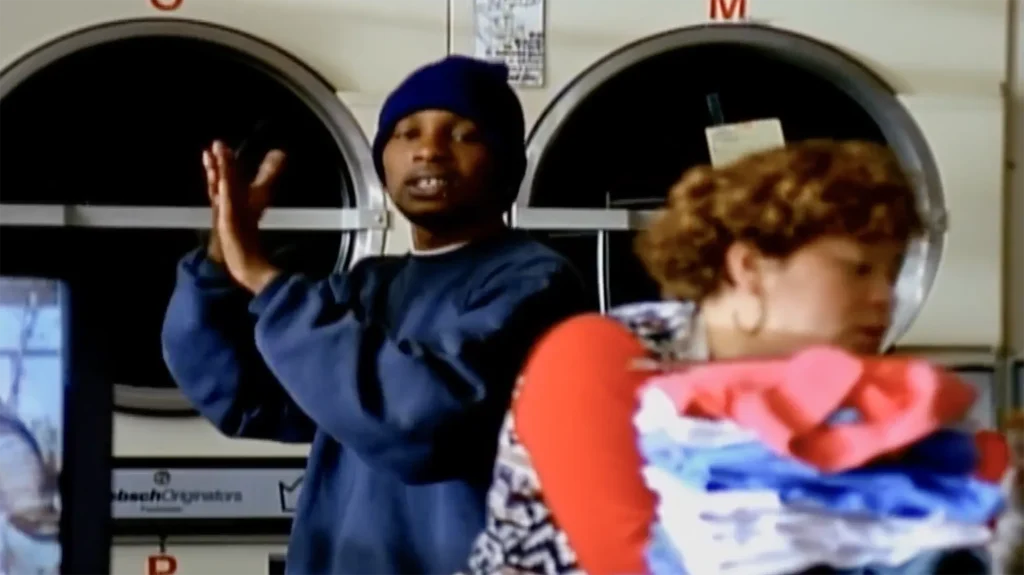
[636,140,926,301]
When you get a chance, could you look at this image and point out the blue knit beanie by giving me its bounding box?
[372,55,527,204]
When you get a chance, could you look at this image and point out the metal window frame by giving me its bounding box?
[0,19,390,415]
[511,23,948,353]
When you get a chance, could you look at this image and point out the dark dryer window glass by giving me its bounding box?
[530,232,600,309]
[0,228,345,394]
[0,36,351,208]
[529,43,887,208]
[528,231,659,310]
[74,228,342,392]
[0,37,356,401]
[605,231,661,307]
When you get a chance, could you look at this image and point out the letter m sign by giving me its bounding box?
[709,0,747,20]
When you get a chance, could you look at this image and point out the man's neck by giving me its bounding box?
[410,217,508,252]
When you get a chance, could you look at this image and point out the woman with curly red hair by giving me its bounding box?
[461,140,1014,575]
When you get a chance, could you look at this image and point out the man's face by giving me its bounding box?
[381,109,496,229]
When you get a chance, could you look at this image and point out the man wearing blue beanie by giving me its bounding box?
[161,55,591,574]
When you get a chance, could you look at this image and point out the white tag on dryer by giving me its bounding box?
[704,118,786,168]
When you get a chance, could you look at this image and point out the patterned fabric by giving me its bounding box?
[462,302,703,575]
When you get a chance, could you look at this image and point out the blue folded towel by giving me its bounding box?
[639,429,1004,524]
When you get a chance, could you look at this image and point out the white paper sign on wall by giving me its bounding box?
[473,0,546,87]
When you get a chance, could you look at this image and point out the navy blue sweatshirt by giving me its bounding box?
[160,231,589,574]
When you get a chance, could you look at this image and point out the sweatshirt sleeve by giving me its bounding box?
[513,314,656,575]
[248,257,587,484]
[161,249,316,443]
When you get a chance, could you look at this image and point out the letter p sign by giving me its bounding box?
[147,555,178,575]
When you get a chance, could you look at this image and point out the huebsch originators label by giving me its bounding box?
[111,467,304,519]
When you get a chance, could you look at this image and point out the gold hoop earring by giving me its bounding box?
[732,296,766,336]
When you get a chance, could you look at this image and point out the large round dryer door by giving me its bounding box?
[516,24,947,351]
[0,20,386,415]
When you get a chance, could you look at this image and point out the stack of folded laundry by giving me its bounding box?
[634,346,1009,575]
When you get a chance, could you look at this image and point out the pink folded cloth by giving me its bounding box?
[645,346,977,472]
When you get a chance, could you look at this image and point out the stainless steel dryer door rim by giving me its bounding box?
[0,18,388,416]
[516,23,948,351]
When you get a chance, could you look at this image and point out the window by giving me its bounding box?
[0,279,64,464]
